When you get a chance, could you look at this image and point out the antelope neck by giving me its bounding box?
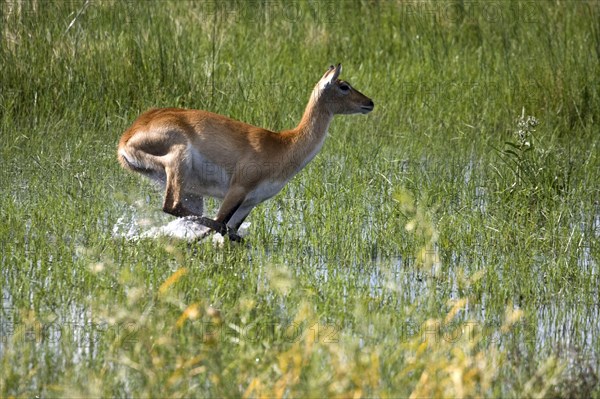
[288,91,333,157]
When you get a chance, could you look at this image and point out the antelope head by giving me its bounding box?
[316,64,374,115]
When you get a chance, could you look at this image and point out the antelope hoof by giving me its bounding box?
[193,217,243,242]
[226,228,243,243]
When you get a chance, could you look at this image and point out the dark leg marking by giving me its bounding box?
[192,216,243,242]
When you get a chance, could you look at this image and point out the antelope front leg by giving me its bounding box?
[215,185,248,241]
[192,185,248,242]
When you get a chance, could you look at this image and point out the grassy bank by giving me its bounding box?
[1,0,599,396]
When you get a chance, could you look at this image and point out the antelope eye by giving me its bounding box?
[340,84,350,92]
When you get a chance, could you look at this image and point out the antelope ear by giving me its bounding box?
[320,63,342,89]
[321,64,335,80]
[331,63,342,81]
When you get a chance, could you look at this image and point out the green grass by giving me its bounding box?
[1,0,599,397]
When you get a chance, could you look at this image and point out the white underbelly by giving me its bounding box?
[186,147,231,198]
[245,180,286,204]
[185,146,287,203]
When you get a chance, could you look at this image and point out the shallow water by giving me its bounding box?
[1,202,598,390]
[111,213,251,242]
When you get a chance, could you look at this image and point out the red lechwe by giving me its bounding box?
[118,64,374,241]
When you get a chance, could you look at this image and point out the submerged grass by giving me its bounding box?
[1,0,599,397]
